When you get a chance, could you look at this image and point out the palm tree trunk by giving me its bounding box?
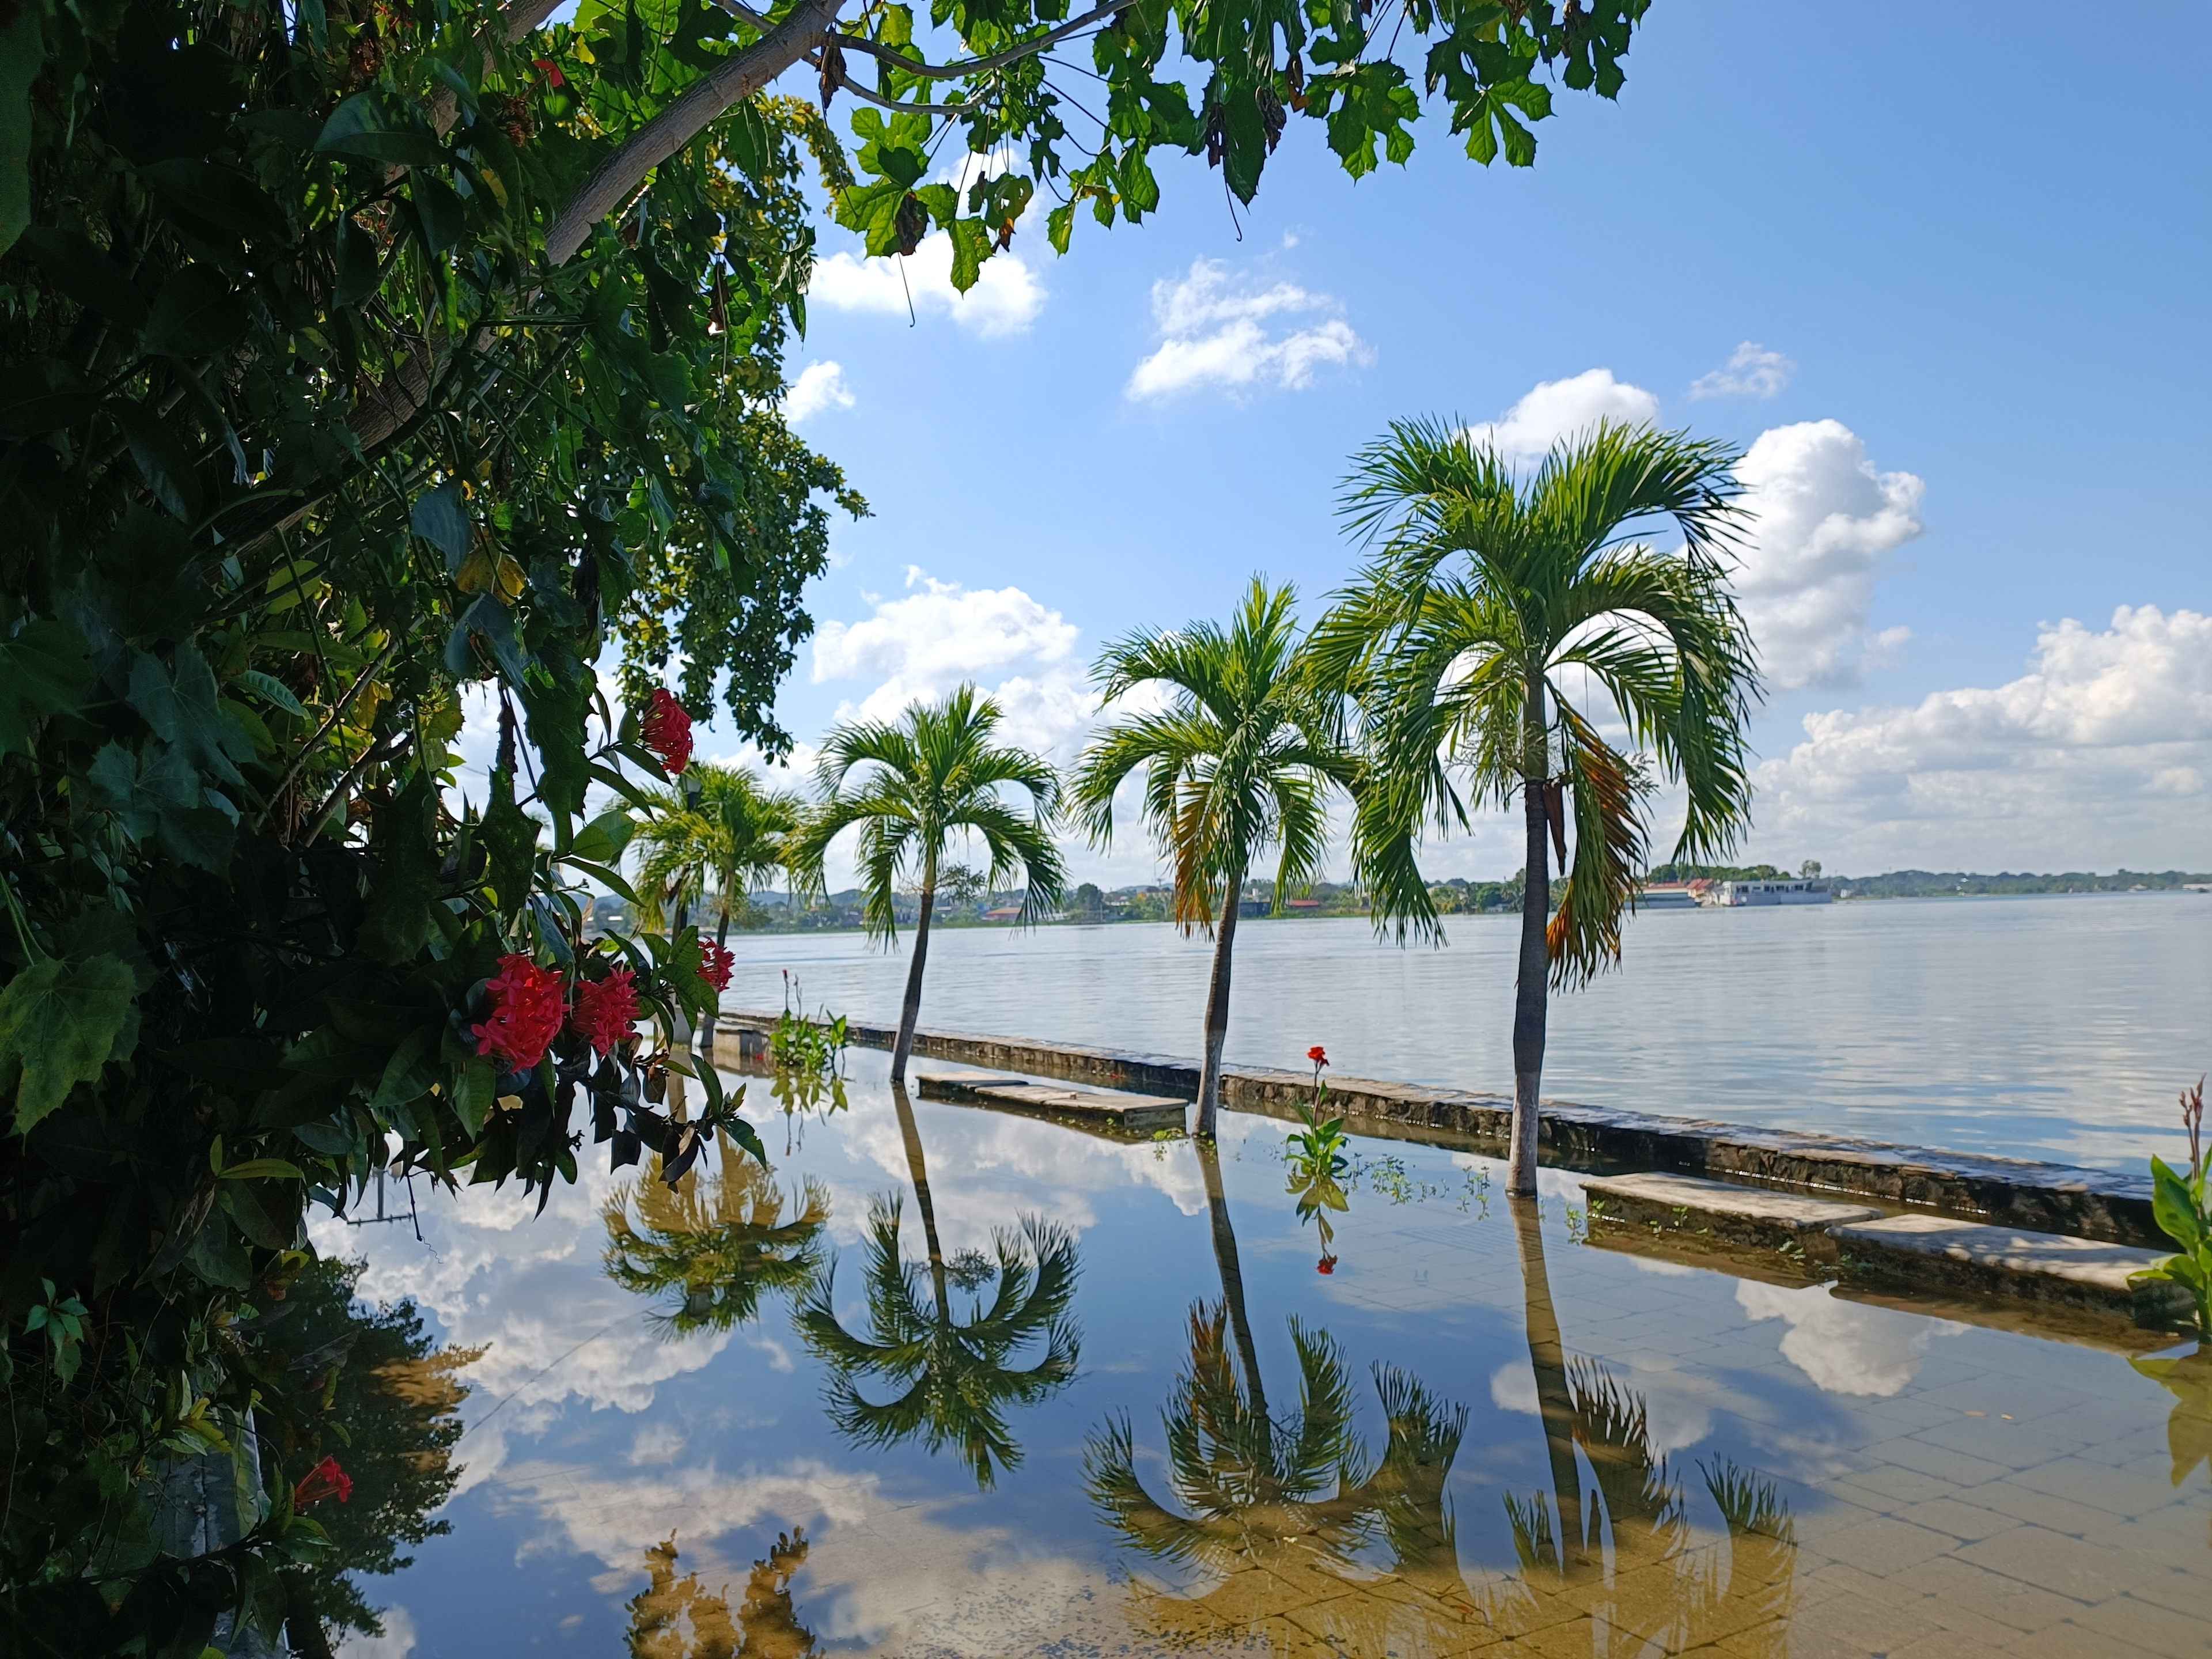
[890,1080,951,1312]
[670,893,692,1118]
[1197,1138,1266,1421]
[1194,870,1243,1140]
[702,903,733,1065]
[890,853,937,1086]
[1509,762,1550,1195]
[1512,1195,1585,1580]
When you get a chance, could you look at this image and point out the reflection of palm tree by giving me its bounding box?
[603,1134,829,1335]
[1088,1138,1476,1651]
[626,1529,822,1659]
[793,1082,1080,1488]
[1494,1195,1798,1651]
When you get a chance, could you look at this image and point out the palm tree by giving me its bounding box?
[1313,421,1761,1194]
[1070,579,1355,1138]
[787,686,1063,1085]
[632,763,804,1060]
[601,1135,830,1336]
[792,1082,1081,1488]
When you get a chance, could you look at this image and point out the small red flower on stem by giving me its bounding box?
[641,689,694,775]
[571,967,641,1057]
[532,56,566,86]
[1307,1045,1328,1067]
[472,953,567,1070]
[1316,1254,1337,1275]
[294,1456,353,1508]
[698,941,734,995]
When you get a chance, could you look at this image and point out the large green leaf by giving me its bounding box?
[481,766,539,921]
[0,616,91,755]
[0,3,40,256]
[126,645,253,787]
[0,955,139,1134]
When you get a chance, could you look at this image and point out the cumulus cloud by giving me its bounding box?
[1732,420,1925,691]
[809,236,1045,337]
[783,361,854,425]
[1753,604,2212,871]
[1736,1282,1960,1396]
[1465,368,1661,463]
[1690,341,1795,400]
[810,568,1093,763]
[335,1606,418,1658]
[1126,259,1369,400]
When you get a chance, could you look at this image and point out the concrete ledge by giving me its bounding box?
[1831,1214,2192,1325]
[717,1012,2162,1247]
[916,1072,1187,1138]
[1582,1171,1881,1260]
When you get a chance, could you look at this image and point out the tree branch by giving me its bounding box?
[802,47,974,114]
[831,0,1128,79]
[543,0,850,266]
[502,0,567,43]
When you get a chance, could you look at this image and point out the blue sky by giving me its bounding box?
[685,1,2210,881]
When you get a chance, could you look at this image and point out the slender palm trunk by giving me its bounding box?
[1511,1195,1585,1580]
[702,903,733,1064]
[1197,1138,1266,1421]
[670,894,693,1118]
[890,851,937,1086]
[890,1080,950,1312]
[1194,870,1244,1140]
[1509,685,1550,1195]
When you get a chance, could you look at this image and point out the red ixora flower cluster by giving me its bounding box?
[472,954,567,1070]
[294,1456,353,1508]
[641,689,694,775]
[571,967,641,1058]
[698,941,734,995]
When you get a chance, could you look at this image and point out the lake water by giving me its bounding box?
[308,893,2212,1656]
[727,892,2212,1172]
[320,1051,2212,1657]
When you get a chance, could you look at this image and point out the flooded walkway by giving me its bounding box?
[321,1051,2212,1656]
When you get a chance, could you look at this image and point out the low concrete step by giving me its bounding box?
[1582,1171,1882,1259]
[917,1073,1188,1137]
[1831,1214,2192,1326]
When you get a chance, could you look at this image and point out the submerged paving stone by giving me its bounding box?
[1832,1214,2194,1324]
[1581,1169,1883,1257]
[915,1071,1188,1136]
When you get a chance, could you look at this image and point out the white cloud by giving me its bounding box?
[1690,341,1795,400]
[783,361,854,425]
[810,568,1094,764]
[1736,1282,1960,1396]
[335,1605,417,1658]
[1126,258,1369,400]
[1465,368,1661,463]
[1732,420,1925,691]
[809,236,1044,337]
[1752,604,2212,871]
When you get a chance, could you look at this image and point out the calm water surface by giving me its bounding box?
[726,893,2212,1171]
[322,1044,2212,1657]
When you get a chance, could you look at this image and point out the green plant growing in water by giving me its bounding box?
[1285,1046,1351,1272]
[772,972,851,1077]
[2134,1077,2211,1336]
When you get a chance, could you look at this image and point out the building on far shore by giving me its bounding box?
[1637,882,1700,909]
[1702,878,1832,907]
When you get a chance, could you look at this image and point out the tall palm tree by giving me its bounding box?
[1070,579,1355,1137]
[1313,421,1761,1194]
[787,686,1063,1085]
[792,1082,1081,1489]
[601,1137,830,1336]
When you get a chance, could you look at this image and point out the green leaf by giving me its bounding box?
[411,480,471,565]
[217,1158,305,1181]
[2152,1157,2207,1252]
[0,617,91,755]
[559,857,637,905]
[482,766,538,921]
[369,1027,440,1115]
[0,3,41,257]
[112,398,203,522]
[334,215,382,308]
[0,357,95,437]
[137,158,290,242]
[450,1056,496,1137]
[238,670,305,717]
[357,774,442,963]
[317,94,450,168]
[18,227,149,327]
[0,955,138,1134]
[141,267,250,359]
[946,217,990,293]
[127,645,252,787]
[566,808,637,867]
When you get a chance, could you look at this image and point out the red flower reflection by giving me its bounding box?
[472,953,567,1070]
[1316,1255,1338,1275]
[571,967,641,1058]
[698,941,734,994]
[294,1456,353,1507]
[641,689,694,775]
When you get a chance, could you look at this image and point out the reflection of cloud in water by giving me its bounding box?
[481,1455,1124,1656]
[334,1604,416,1657]
[1737,1281,1960,1396]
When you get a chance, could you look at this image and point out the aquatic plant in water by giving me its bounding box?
[772,972,851,1078]
[2134,1077,2211,1336]
[1286,1046,1351,1271]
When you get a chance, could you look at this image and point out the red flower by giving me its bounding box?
[472,953,567,1070]
[641,689,694,775]
[294,1456,353,1508]
[571,967,640,1057]
[1307,1046,1328,1067]
[532,55,566,86]
[1316,1255,1337,1275]
[698,941,734,995]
